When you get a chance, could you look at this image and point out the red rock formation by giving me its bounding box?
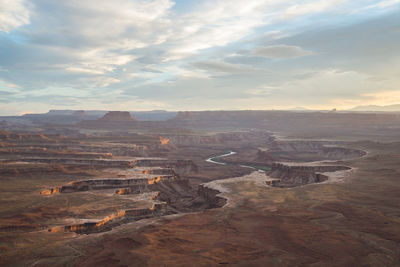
[42,175,176,195]
[160,136,170,145]
[40,186,62,195]
[95,210,126,227]
[59,204,167,234]
[115,188,132,195]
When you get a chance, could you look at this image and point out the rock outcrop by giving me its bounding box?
[159,136,170,145]
[51,203,168,234]
[98,111,137,121]
[257,141,366,162]
[165,131,274,146]
[197,184,227,208]
[41,176,176,195]
[115,188,132,195]
[68,144,148,157]
[132,159,198,175]
[18,158,135,168]
[267,163,350,187]
[138,168,176,176]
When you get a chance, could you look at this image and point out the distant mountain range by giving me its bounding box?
[348,104,400,112]
[0,110,178,127]
[286,105,400,112]
[34,110,178,121]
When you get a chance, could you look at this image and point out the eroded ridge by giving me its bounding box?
[205,140,365,188]
[266,163,351,187]
[40,175,176,195]
[49,203,168,234]
[38,156,223,234]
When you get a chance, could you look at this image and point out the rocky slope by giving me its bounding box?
[267,163,351,187]
[166,131,274,146]
[257,141,366,162]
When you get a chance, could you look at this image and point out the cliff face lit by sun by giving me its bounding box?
[160,136,170,145]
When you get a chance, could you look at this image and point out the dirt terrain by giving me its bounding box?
[0,110,399,266]
[71,141,400,266]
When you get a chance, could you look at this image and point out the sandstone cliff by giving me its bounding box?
[41,175,176,195]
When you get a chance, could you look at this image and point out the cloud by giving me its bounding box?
[1,1,400,114]
[0,0,30,32]
[65,67,104,75]
[191,60,259,74]
[21,0,174,80]
[164,0,343,60]
[141,67,163,73]
[251,45,313,59]
[0,0,356,77]
[244,68,400,109]
[363,90,400,105]
[248,86,279,96]
[0,79,20,89]
[282,0,346,18]
[364,0,400,9]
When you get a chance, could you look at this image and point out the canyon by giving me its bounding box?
[0,110,399,266]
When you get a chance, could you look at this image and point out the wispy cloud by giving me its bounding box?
[0,0,30,32]
[191,60,260,74]
[251,45,313,59]
[0,0,399,114]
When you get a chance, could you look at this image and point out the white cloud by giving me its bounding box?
[65,67,104,75]
[30,0,174,80]
[160,0,345,60]
[0,0,30,32]
[0,79,20,89]
[2,0,399,114]
[94,77,121,88]
[191,60,259,74]
[252,45,313,59]
[248,85,278,96]
[166,0,276,58]
[157,65,210,79]
[67,50,136,74]
[365,0,400,9]
[2,0,349,73]
[23,87,89,97]
[275,69,374,97]
[282,0,346,18]
[60,0,174,40]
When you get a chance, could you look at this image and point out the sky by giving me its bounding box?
[0,0,399,115]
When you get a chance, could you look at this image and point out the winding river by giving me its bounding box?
[206,150,267,172]
[205,151,237,165]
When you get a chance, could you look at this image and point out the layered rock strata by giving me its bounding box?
[41,176,176,195]
[267,163,350,187]
[50,203,167,234]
